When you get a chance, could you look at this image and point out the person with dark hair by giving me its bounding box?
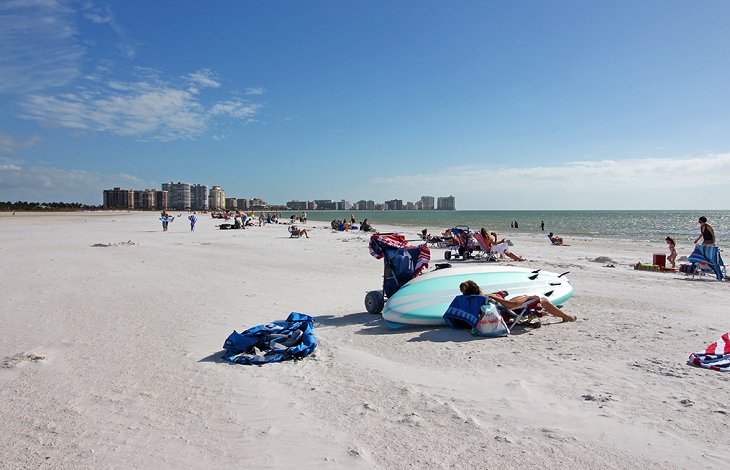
[548,232,565,245]
[694,216,716,246]
[666,236,677,268]
[459,280,575,322]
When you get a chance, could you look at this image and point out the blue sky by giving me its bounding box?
[1,0,730,209]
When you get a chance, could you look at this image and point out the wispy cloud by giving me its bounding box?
[187,69,221,89]
[372,154,730,209]
[0,132,42,153]
[245,87,266,96]
[0,0,84,93]
[21,69,263,141]
[80,1,137,58]
[0,162,154,204]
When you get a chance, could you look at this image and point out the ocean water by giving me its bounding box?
[284,210,730,244]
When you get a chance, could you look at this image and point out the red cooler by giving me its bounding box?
[653,253,666,268]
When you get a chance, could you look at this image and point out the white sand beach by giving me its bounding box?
[1,212,729,469]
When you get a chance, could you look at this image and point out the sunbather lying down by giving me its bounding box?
[459,280,576,322]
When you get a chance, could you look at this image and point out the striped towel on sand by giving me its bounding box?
[688,333,730,372]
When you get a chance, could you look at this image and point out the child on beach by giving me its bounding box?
[666,236,677,268]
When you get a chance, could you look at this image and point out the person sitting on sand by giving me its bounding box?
[360,219,373,232]
[548,232,565,245]
[290,225,309,238]
[459,280,575,322]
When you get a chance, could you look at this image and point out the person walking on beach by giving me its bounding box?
[666,236,677,268]
[160,211,173,232]
[188,212,198,232]
[693,216,715,246]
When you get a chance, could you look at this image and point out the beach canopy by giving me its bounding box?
[687,245,725,280]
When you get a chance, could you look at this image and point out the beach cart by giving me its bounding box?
[365,233,431,314]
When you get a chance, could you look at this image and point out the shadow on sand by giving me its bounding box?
[198,350,233,364]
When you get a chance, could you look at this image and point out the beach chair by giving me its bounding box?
[548,234,561,245]
[472,233,499,262]
[419,232,445,248]
[687,245,725,281]
[443,294,543,334]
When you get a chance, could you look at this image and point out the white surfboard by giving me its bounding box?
[382,265,574,326]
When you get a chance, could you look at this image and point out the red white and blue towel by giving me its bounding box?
[688,333,730,372]
[369,233,430,277]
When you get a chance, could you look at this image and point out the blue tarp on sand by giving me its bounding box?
[222,312,317,365]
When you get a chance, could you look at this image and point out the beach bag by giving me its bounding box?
[472,301,509,337]
[679,263,696,274]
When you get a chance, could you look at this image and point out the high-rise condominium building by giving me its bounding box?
[420,196,435,210]
[190,184,209,211]
[436,196,456,210]
[162,182,191,210]
[208,186,225,210]
[385,199,403,211]
[155,190,168,210]
[287,200,308,210]
[103,187,134,209]
[225,198,238,210]
[133,189,157,210]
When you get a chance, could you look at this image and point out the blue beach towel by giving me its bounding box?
[687,245,725,280]
[222,312,317,365]
[443,295,487,329]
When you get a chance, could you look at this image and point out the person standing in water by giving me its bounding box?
[188,212,198,232]
[540,220,545,231]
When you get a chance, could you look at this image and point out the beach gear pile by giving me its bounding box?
[688,333,730,372]
[443,294,541,337]
[368,233,430,297]
[222,312,317,365]
[443,295,509,337]
[686,245,725,281]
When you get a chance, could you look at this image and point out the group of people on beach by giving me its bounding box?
[423,227,526,261]
[330,216,374,232]
[663,215,716,269]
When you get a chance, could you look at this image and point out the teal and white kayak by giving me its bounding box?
[382,265,574,326]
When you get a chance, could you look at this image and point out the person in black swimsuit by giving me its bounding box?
[693,216,716,246]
